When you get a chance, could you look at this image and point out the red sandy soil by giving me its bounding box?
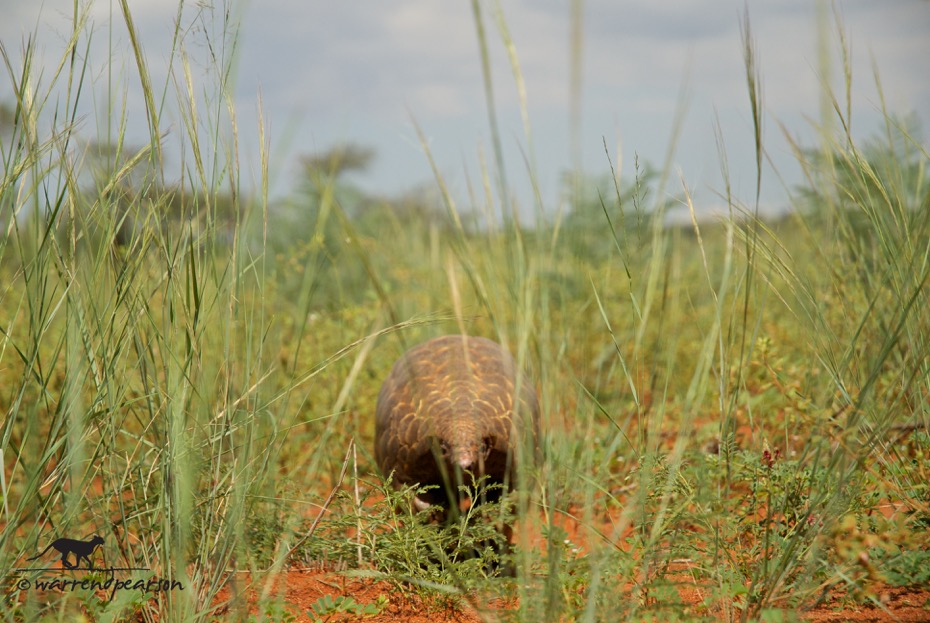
[804,587,930,623]
[16,561,926,622]
[11,482,926,622]
[208,497,928,623]
[213,569,499,623]
[207,488,930,622]
[14,423,930,622]
[210,568,930,623]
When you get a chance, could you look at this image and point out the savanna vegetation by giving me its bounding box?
[0,2,927,622]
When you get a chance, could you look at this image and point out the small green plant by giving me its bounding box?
[872,548,930,587]
[249,599,298,623]
[362,475,516,592]
[307,594,387,622]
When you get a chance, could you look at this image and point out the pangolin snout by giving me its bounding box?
[452,446,479,472]
[450,436,495,473]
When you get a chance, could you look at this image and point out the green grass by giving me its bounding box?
[1,2,928,622]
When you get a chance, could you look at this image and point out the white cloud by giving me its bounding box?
[2,0,926,210]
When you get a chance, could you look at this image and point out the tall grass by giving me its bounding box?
[460,4,928,622]
[0,2,354,621]
[1,1,927,623]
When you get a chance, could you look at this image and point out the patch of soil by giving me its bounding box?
[212,567,930,623]
[803,586,930,623]
[213,568,511,623]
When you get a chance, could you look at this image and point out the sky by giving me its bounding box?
[2,0,928,219]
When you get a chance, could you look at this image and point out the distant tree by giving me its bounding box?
[298,143,375,181]
[69,138,244,250]
[559,159,673,261]
[274,143,459,307]
[290,143,376,225]
[793,114,929,301]
[796,113,928,218]
[0,101,14,136]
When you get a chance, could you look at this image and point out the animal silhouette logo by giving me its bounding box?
[27,535,105,570]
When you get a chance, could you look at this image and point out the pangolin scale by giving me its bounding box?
[375,335,540,512]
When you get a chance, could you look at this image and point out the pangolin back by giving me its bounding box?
[375,335,539,511]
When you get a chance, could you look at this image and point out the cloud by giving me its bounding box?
[232,1,484,121]
[2,0,926,210]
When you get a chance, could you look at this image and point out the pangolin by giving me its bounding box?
[375,335,540,514]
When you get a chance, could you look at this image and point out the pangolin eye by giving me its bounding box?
[426,436,448,456]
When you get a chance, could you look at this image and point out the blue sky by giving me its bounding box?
[2,0,927,219]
